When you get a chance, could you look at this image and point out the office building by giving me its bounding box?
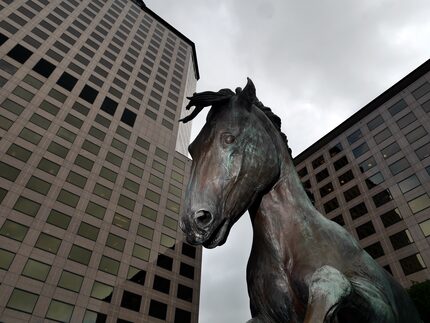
[0,0,201,322]
[294,59,430,287]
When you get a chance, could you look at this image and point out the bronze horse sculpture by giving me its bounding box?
[179,79,421,322]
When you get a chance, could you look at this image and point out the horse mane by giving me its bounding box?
[180,88,292,156]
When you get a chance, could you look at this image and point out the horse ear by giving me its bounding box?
[238,77,256,109]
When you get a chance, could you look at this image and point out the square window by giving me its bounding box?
[352,142,369,158]
[153,275,170,294]
[182,243,196,258]
[7,143,32,162]
[365,172,384,189]
[121,108,137,127]
[33,58,56,77]
[91,281,113,302]
[7,289,38,314]
[398,175,420,193]
[77,222,99,241]
[57,189,80,207]
[177,284,193,302]
[0,248,15,270]
[58,270,84,292]
[388,158,410,176]
[133,243,150,261]
[389,230,413,250]
[121,291,142,312]
[364,242,384,259]
[118,194,135,211]
[75,154,94,171]
[13,196,41,217]
[175,308,191,323]
[100,97,118,115]
[26,175,51,195]
[7,44,33,63]
[347,129,362,144]
[106,233,125,251]
[65,113,84,129]
[355,221,376,240]
[372,189,392,208]
[35,233,61,254]
[47,209,71,230]
[180,262,194,279]
[349,202,368,220]
[0,161,20,181]
[68,244,92,265]
[48,141,69,158]
[46,300,74,322]
[85,201,106,219]
[388,99,407,116]
[157,254,173,271]
[323,197,339,214]
[93,183,112,200]
[148,300,167,320]
[79,85,98,103]
[22,259,50,281]
[137,224,153,240]
[40,100,60,116]
[83,311,107,323]
[127,266,146,285]
[399,254,426,275]
[0,220,28,241]
[113,213,130,230]
[408,194,430,214]
[66,171,87,189]
[99,255,119,275]
[19,127,42,145]
[116,125,131,139]
[380,208,402,228]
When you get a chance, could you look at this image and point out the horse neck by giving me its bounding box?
[249,144,315,257]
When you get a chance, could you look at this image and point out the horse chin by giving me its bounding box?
[202,218,231,249]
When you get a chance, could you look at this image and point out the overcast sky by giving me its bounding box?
[145,1,430,322]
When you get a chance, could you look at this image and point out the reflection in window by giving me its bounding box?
[380,208,402,228]
[398,175,420,193]
[333,156,348,171]
[6,289,39,314]
[359,156,376,173]
[408,194,430,214]
[399,253,426,275]
[372,189,392,208]
[388,158,410,176]
[349,202,368,220]
[419,219,430,237]
[389,230,413,250]
[127,266,146,286]
[365,172,384,189]
[91,281,113,302]
[45,300,74,322]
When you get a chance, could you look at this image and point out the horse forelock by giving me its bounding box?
[182,86,292,156]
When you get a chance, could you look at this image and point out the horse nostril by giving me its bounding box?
[193,210,213,229]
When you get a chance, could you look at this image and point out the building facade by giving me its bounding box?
[294,59,430,288]
[0,1,201,322]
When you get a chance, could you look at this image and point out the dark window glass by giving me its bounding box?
[405,126,427,144]
[381,142,400,159]
[148,300,167,320]
[367,115,384,131]
[121,108,137,127]
[388,99,407,116]
[331,214,345,226]
[397,112,417,129]
[33,58,56,77]
[312,155,324,169]
[79,85,98,103]
[349,202,368,220]
[180,262,194,279]
[157,254,173,271]
[398,175,420,193]
[356,221,376,239]
[127,266,146,286]
[347,129,362,144]
[121,291,141,312]
[100,97,118,115]
[302,180,311,189]
[343,185,360,202]
[323,197,339,214]
[365,172,384,189]
[374,127,392,144]
[364,242,384,259]
[0,33,8,46]
[316,168,329,183]
[319,182,333,198]
[415,142,430,161]
[56,72,78,91]
[388,158,410,175]
[333,156,348,171]
[422,99,430,113]
[177,284,193,302]
[412,82,430,99]
[297,167,308,178]
[329,143,343,157]
[352,142,369,158]
[372,189,392,207]
[380,208,402,228]
[338,170,354,186]
[7,44,33,63]
[182,243,196,258]
[389,230,413,250]
[153,275,170,294]
[359,156,376,173]
[384,265,393,275]
[175,308,191,323]
[399,254,426,275]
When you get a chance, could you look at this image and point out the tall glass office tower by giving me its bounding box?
[294,59,430,288]
[0,0,201,322]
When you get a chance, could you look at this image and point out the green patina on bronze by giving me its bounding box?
[180,79,421,323]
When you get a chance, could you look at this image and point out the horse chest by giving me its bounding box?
[247,254,306,322]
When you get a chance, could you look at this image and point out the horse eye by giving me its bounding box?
[224,134,235,144]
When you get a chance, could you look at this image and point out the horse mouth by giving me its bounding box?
[203,218,229,249]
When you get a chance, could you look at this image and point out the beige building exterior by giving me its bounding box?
[294,59,430,288]
[0,0,201,322]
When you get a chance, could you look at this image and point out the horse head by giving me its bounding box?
[179,79,288,248]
